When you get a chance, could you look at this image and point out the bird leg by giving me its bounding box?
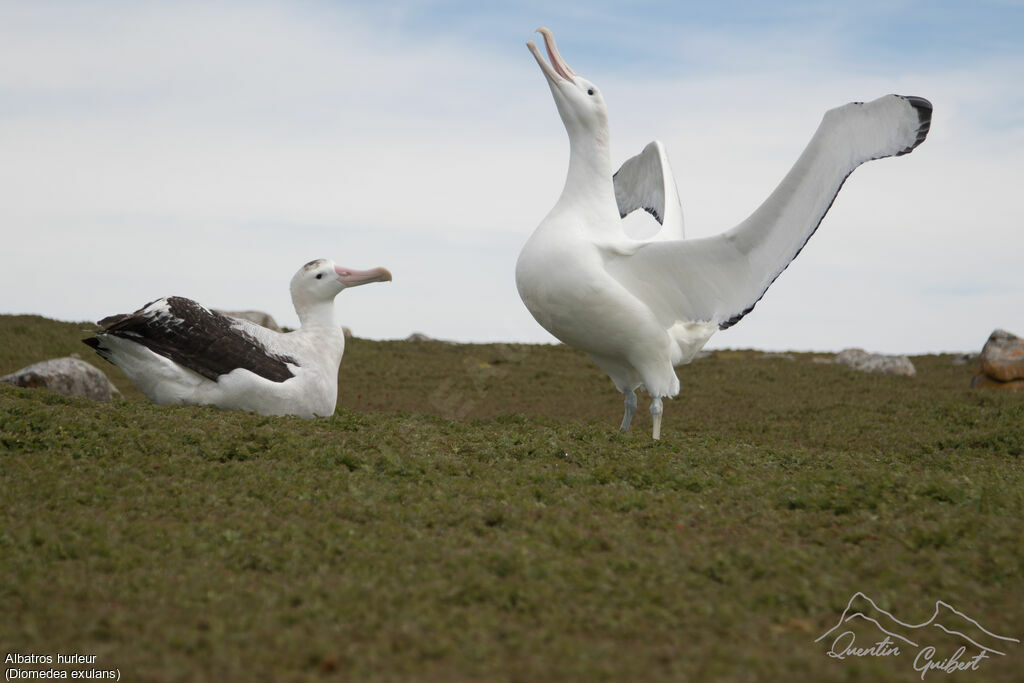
[620,389,638,430]
[650,397,664,440]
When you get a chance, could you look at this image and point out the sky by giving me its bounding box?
[2,0,1022,354]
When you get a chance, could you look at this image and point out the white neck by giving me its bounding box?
[295,299,336,329]
[555,124,621,233]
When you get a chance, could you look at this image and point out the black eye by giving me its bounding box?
[587,88,594,96]
[315,273,323,279]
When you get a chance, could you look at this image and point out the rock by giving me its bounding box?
[971,329,1024,391]
[405,332,456,345]
[977,329,1024,382]
[342,326,353,339]
[834,348,916,376]
[1,356,122,402]
[214,309,281,331]
[759,352,795,361]
[952,353,977,366]
[970,374,1024,392]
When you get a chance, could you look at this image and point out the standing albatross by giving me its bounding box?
[516,27,932,439]
[83,259,391,418]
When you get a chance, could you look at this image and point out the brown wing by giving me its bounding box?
[85,296,297,383]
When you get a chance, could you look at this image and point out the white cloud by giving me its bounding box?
[1,1,1022,354]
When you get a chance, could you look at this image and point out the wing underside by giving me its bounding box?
[613,141,685,242]
[605,95,932,331]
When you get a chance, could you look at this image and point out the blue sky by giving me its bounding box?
[2,0,1022,353]
[343,0,1024,71]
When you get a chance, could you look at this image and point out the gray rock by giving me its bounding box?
[977,329,1024,382]
[834,348,916,376]
[971,329,1024,390]
[405,332,456,345]
[1,356,121,401]
[214,309,281,331]
[970,373,1024,392]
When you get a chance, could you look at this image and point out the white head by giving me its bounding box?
[290,258,392,325]
[527,27,610,147]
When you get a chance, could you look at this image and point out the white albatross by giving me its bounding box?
[83,259,392,418]
[516,27,932,439]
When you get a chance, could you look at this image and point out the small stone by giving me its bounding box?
[834,348,916,376]
[1,357,121,402]
[972,329,1024,390]
[970,374,1024,392]
[977,329,1024,382]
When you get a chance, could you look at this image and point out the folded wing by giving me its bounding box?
[88,297,297,382]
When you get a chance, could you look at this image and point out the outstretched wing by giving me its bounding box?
[88,296,297,382]
[604,95,932,330]
[612,141,685,241]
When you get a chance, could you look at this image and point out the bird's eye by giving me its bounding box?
[587,88,594,96]
[315,273,323,279]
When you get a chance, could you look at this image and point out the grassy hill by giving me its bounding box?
[2,314,1022,681]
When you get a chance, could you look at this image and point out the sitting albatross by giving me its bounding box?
[83,259,391,418]
[516,27,932,439]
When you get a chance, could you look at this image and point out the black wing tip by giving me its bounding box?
[903,95,933,116]
[718,314,744,331]
[81,335,117,365]
[897,95,932,156]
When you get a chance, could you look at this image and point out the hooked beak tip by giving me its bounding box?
[531,27,575,84]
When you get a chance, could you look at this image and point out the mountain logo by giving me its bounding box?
[815,592,1019,678]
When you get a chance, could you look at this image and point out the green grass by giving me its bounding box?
[2,314,1022,681]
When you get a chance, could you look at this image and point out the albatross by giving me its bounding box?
[83,259,392,418]
[516,27,932,439]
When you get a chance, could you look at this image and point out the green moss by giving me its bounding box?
[1,315,1022,681]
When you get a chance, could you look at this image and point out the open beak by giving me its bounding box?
[526,27,576,84]
[334,265,392,288]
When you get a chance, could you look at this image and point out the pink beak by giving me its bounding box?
[527,27,577,84]
[334,265,392,287]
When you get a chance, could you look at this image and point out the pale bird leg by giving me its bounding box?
[651,396,664,440]
[620,389,638,430]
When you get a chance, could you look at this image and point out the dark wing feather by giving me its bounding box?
[91,297,296,382]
